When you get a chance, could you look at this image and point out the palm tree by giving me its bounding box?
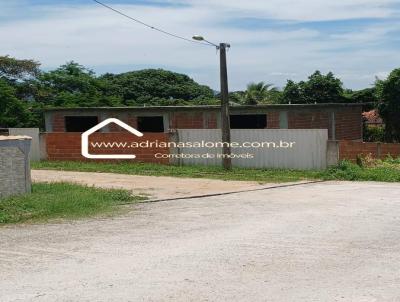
[243,82,279,105]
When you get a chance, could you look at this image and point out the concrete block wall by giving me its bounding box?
[0,137,32,198]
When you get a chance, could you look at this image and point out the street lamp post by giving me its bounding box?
[193,36,232,170]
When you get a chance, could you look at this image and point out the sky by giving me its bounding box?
[0,0,400,91]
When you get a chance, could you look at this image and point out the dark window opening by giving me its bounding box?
[0,129,9,135]
[230,114,267,129]
[65,116,99,132]
[137,116,164,132]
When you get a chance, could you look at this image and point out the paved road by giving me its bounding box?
[1,181,400,302]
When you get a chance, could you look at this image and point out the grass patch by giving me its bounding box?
[0,183,145,224]
[32,160,324,183]
[326,155,400,182]
[32,159,400,183]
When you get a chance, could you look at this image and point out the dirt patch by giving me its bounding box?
[31,170,283,200]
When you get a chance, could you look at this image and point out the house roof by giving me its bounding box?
[44,103,364,112]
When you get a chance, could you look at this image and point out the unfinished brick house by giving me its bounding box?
[45,104,362,138]
[42,104,363,162]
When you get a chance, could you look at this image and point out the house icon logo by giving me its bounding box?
[81,118,143,159]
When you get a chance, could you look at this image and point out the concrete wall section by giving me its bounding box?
[176,129,328,170]
[327,141,339,166]
[8,128,40,161]
[0,137,31,198]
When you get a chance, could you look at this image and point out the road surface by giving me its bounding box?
[1,181,400,301]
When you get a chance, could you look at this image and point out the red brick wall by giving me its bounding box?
[49,107,362,140]
[105,113,138,132]
[267,112,279,129]
[339,141,400,161]
[52,113,66,132]
[45,132,170,164]
[288,111,329,129]
[204,113,218,129]
[381,144,400,157]
[288,108,362,140]
[335,107,362,140]
[52,113,139,132]
[169,112,204,129]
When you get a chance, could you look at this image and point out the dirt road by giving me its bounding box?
[1,181,400,301]
[31,169,307,200]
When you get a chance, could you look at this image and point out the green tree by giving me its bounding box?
[301,71,344,103]
[228,91,246,105]
[281,71,344,104]
[0,55,41,102]
[101,69,215,106]
[282,80,302,104]
[346,87,377,104]
[0,55,40,81]
[343,87,377,111]
[0,79,33,127]
[376,69,400,142]
[34,62,122,107]
[242,82,280,105]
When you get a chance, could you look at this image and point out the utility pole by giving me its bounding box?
[219,43,232,170]
[192,36,232,170]
[91,2,234,169]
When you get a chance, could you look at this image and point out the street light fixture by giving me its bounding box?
[192,35,219,47]
[193,35,232,170]
[192,35,204,41]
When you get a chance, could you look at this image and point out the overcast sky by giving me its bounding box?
[1,0,399,91]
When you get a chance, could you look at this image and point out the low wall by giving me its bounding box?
[8,128,40,161]
[43,130,329,169]
[0,136,32,198]
[339,141,400,161]
[42,132,400,168]
[176,129,328,170]
[43,132,170,164]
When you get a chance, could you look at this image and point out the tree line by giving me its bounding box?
[0,55,399,142]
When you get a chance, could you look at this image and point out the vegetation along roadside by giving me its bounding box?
[32,157,400,183]
[0,183,146,224]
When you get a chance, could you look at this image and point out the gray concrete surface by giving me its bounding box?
[8,128,40,161]
[1,181,400,302]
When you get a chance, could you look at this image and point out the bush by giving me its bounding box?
[325,159,400,182]
[363,125,385,142]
